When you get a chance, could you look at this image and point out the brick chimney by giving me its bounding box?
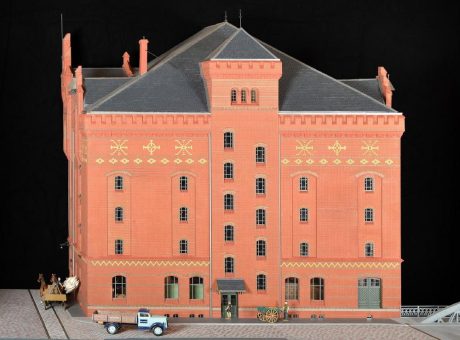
[377,66,393,108]
[139,37,149,76]
[122,52,134,77]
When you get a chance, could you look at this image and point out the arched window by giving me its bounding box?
[257,274,266,291]
[224,225,234,241]
[299,208,309,222]
[114,176,123,190]
[224,257,234,273]
[299,177,308,191]
[300,242,309,256]
[189,276,204,299]
[115,207,123,222]
[251,89,257,103]
[179,207,188,222]
[285,277,299,300]
[241,89,247,103]
[115,239,123,254]
[310,277,324,301]
[365,242,374,257]
[179,176,188,191]
[224,162,234,179]
[164,276,178,299]
[231,89,237,103]
[224,194,234,211]
[256,177,265,194]
[224,132,233,149]
[179,239,188,254]
[256,240,266,257]
[364,177,374,192]
[112,275,126,298]
[364,208,374,222]
[256,208,266,226]
[255,146,265,163]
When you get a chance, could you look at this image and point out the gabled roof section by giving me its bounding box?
[84,78,130,107]
[208,28,278,60]
[340,79,385,104]
[87,22,238,113]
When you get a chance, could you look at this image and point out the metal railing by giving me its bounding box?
[400,305,446,317]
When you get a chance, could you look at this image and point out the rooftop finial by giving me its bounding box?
[239,9,242,28]
[224,10,227,22]
[60,13,63,41]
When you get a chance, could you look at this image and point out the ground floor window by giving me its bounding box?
[285,277,299,300]
[165,276,179,299]
[189,276,204,299]
[310,277,324,300]
[112,275,126,298]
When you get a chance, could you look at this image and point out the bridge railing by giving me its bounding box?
[400,305,446,317]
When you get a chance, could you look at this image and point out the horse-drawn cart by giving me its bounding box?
[37,273,79,310]
[256,306,283,323]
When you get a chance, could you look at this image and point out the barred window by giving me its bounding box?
[114,176,123,190]
[299,208,309,222]
[179,239,188,254]
[112,276,126,298]
[115,239,123,254]
[285,277,299,300]
[224,225,234,241]
[231,89,237,103]
[224,162,234,179]
[310,277,324,301]
[115,207,123,222]
[256,240,266,257]
[224,194,234,211]
[257,274,266,291]
[364,177,374,192]
[256,209,266,226]
[179,207,188,222]
[365,242,374,257]
[255,146,265,163]
[189,277,204,299]
[225,257,234,273]
[164,276,178,299]
[299,177,308,191]
[256,177,266,194]
[224,132,233,149]
[364,208,374,222]
[179,176,188,191]
[300,242,309,257]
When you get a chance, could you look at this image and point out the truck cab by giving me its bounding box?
[137,308,168,336]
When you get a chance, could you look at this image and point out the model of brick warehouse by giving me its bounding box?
[61,21,404,318]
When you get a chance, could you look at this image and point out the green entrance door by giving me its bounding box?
[221,293,238,319]
[358,278,382,308]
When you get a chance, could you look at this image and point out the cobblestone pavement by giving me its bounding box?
[0,289,48,339]
[29,289,68,339]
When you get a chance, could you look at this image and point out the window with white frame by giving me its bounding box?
[112,275,126,298]
[224,132,233,149]
[115,239,123,254]
[189,276,204,299]
[115,207,123,222]
[224,162,234,179]
[299,177,308,191]
[179,239,188,254]
[224,225,234,241]
[179,207,188,222]
[256,177,265,194]
[224,194,234,211]
[285,277,299,300]
[364,208,374,222]
[164,276,178,299]
[365,242,374,257]
[256,208,266,226]
[255,146,265,163]
[224,257,234,273]
[300,242,309,256]
[231,89,237,103]
[364,177,374,192]
[257,274,266,291]
[179,176,188,191]
[310,277,324,301]
[256,240,266,257]
[299,208,309,222]
[114,176,123,190]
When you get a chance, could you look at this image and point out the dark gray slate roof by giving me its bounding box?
[340,79,385,104]
[84,78,130,107]
[85,21,396,113]
[82,68,128,78]
[208,29,278,60]
[216,279,246,293]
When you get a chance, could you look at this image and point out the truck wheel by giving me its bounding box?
[152,326,163,336]
[106,323,119,335]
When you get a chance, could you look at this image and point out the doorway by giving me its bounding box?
[358,278,382,308]
[221,293,238,318]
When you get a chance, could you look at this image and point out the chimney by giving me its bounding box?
[139,37,149,75]
[377,66,393,108]
[122,52,134,77]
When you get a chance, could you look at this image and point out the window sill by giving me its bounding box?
[256,193,266,197]
[299,221,309,224]
[256,225,266,229]
[164,298,180,304]
[224,210,234,214]
[364,190,374,193]
[364,222,374,224]
[225,241,234,245]
[179,190,188,193]
[224,178,234,182]
[299,190,309,193]
[114,189,124,193]
[256,290,267,294]
[256,256,266,260]
[189,299,205,304]
[255,163,266,166]
[179,221,189,224]
[224,147,234,151]
[224,272,235,278]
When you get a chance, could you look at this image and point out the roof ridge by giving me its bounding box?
[86,22,230,112]
[205,29,240,60]
[340,78,376,81]
[259,40,397,113]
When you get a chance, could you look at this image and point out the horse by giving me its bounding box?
[37,273,48,297]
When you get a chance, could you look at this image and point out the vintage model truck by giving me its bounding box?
[92,308,168,335]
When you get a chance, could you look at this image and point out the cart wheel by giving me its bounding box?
[106,323,119,335]
[265,308,278,323]
[44,302,50,310]
[257,312,263,320]
[152,326,163,336]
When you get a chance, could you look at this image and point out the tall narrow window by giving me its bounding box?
[115,207,123,222]
[257,274,266,291]
[114,176,123,191]
[224,225,234,241]
[256,177,266,195]
[364,208,374,222]
[224,257,234,273]
[251,89,257,103]
[299,177,308,191]
[256,240,266,257]
[256,208,266,226]
[224,162,234,179]
[285,277,299,300]
[224,194,234,211]
[112,275,126,298]
[365,242,374,257]
[179,207,188,222]
[300,242,309,256]
[189,277,204,299]
[299,208,309,222]
[115,239,123,254]
[241,89,247,103]
[364,177,374,192]
[179,239,188,254]
[310,277,324,301]
[164,276,178,299]
[255,146,265,163]
[224,132,233,149]
[231,89,237,103]
[179,176,188,191]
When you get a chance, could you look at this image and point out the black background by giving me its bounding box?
[1,0,458,305]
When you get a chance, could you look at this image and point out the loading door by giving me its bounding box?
[358,278,381,308]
